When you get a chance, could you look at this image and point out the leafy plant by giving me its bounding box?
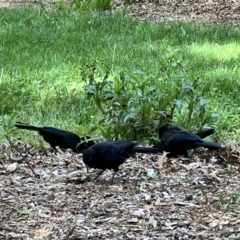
[82,59,218,143]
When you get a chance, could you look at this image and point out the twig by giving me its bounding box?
[78,225,90,230]
[6,136,39,178]
[3,189,18,197]
[158,206,163,231]
[63,226,75,240]
[0,226,18,232]
[218,154,228,162]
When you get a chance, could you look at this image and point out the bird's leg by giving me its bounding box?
[93,170,105,181]
[52,147,59,155]
[106,171,117,185]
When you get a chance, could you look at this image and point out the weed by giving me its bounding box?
[82,61,219,142]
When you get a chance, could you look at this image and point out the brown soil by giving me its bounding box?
[1,141,240,239]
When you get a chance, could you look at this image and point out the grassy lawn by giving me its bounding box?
[0,7,240,145]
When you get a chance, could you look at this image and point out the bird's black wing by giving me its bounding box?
[15,123,41,131]
[39,127,76,137]
[39,127,78,140]
[196,129,214,139]
[162,131,202,146]
[15,122,92,151]
[94,141,135,167]
[107,141,136,161]
[15,123,77,139]
[193,141,222,150]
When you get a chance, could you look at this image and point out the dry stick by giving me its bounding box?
[6,136,39,178]
[0,226,18,232]
[3,188,18,197]
[158,164,163,231]
[218,154,228,162]
[159,206,163,231]
[63,226,75,240]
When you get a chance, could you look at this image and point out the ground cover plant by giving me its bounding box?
[1,1,240,239]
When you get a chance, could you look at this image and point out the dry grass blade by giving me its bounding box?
[63,226,75,240]
[157,151,168,169]
[0,226,18,232]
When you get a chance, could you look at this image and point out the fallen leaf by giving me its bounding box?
[149,216,158,228]
[5,162,18,172]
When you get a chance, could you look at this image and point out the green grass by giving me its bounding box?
[0,7,240,145]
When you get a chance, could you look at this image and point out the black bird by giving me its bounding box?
[83,140,158,184]
[157,126,214,140]
[157,126,221,158]
[14,122,95,152]
[153,126,214,156]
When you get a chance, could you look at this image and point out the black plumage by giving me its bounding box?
[157,126,221,158]
[153,126,214,156]
[14,122,95,152]
[195,128,214,139]
[83,140,158,184]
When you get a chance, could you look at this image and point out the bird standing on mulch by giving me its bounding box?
[153,126,215,156]
[15,122,95,152]
[156,126,221,158]
[83,140,158,184]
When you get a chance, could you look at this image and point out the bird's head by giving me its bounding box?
[158,125,169,137]
[82,148,96,166]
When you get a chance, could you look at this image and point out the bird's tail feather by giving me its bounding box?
[14,123,40,131]
[197,141,221,150]
[133,146,158,154]
[152,142,164,153]
[196,129,214,139]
